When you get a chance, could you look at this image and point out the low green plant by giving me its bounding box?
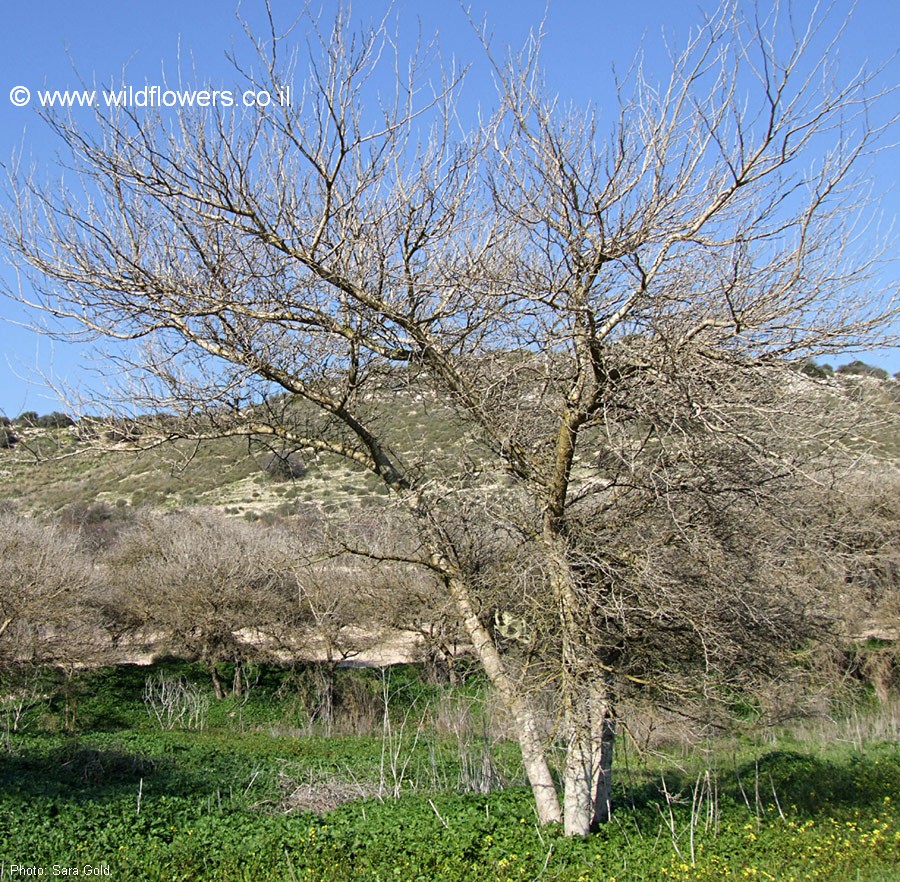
[0,664,897,881]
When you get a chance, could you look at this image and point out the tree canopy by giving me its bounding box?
[2,1,897,834]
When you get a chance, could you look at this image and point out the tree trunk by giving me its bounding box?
[591,694,616,830]
[418,511,561,825]
[563,677,616,836]
[210,663,225,701]
[563,724,594,836]
[320,662,336,732]
[509,692,563,825]
[540,529,619,835]
[444,573,562,825]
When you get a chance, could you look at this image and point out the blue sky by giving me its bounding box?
[0,0,898,418]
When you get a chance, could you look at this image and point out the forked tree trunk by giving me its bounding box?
[540,527,619,835]
[546,547,617,835]
[444,574,562,825]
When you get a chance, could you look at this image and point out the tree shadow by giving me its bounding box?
[610,748,899,821]
[0,738,209,804]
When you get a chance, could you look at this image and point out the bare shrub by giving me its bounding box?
[102,510,297,696]
[0,665,52,748]
[0,512,100,669]
[143,672,210,731]
[275,767,379,814]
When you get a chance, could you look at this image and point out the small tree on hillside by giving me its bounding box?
[3,3,896,833]
[102,510,296,698]
[262,449,307,482]
[0,512,99,669]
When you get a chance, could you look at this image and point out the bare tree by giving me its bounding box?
[2,3,896,833]
[0,511,99,669]
[102,510,295,697]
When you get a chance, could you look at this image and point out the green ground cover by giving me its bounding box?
[0,664,897,881]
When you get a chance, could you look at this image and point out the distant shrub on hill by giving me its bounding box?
[262,450,307,481]
[798,360,834,379]
[837,360,889,380]
[14,411,38,427]
[35,412,75,429]
[0,426,18,448]
[10,411,75,430]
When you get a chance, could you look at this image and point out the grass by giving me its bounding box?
[0,663,898,881]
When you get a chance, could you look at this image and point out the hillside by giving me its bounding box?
[0,384,470,518]
[1,367,899,520]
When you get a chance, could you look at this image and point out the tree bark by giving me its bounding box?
[563,723,594,836]
[591,687,616,830]
[562,677,617,835]
[210,663,225,701]
[543,543,608,836]
[444,573,562,825]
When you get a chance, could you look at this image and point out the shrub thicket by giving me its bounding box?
[797,359,834,379]
[35,412,75,429]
